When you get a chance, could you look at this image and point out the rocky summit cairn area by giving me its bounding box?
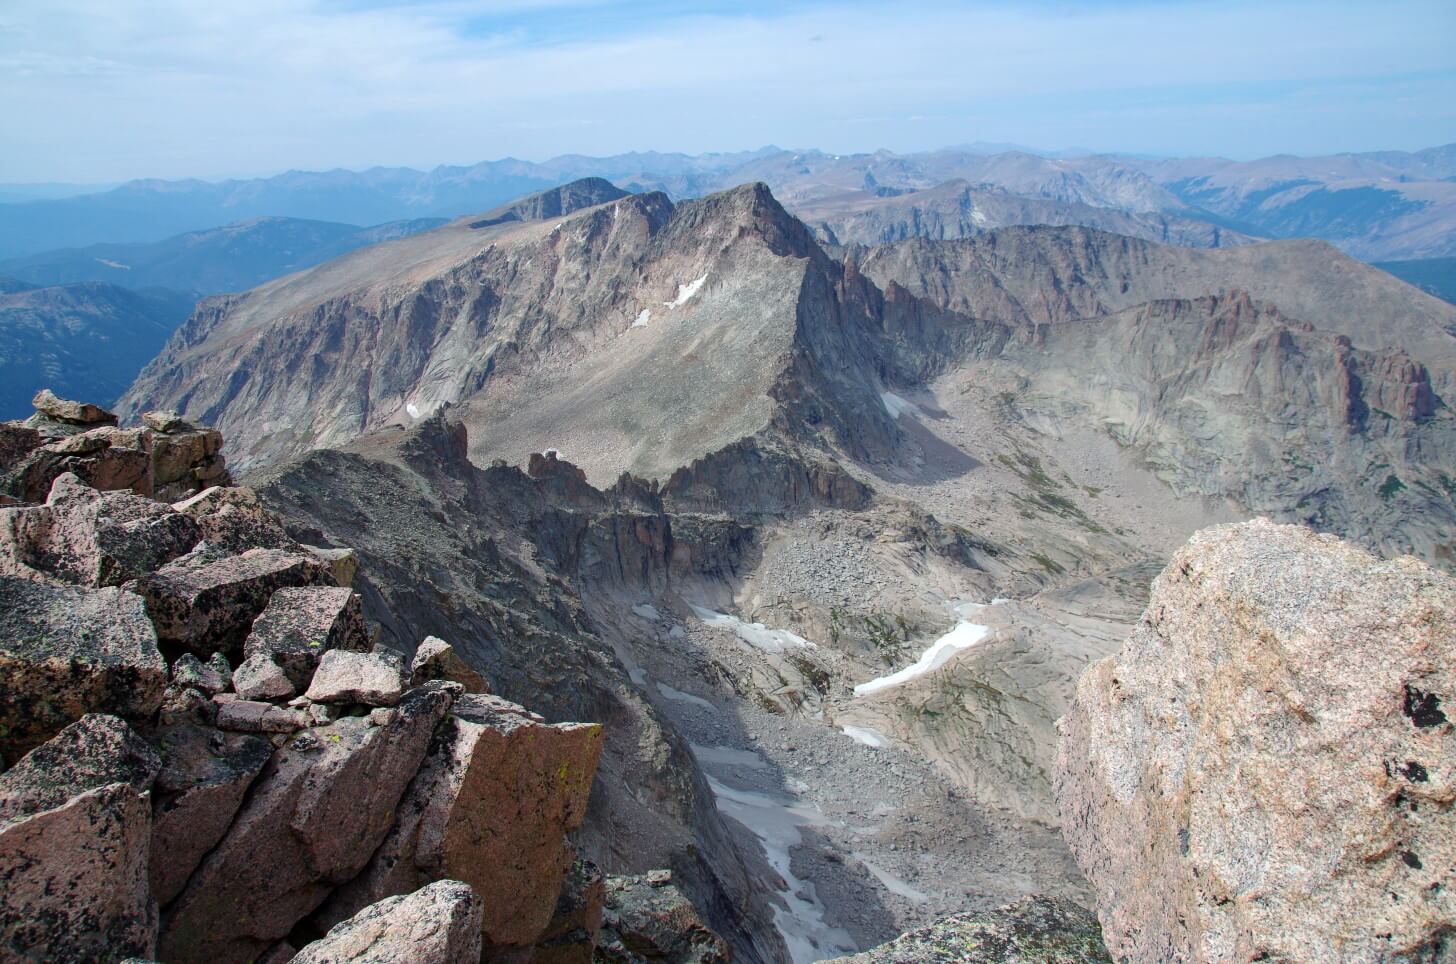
[0,392,727,963]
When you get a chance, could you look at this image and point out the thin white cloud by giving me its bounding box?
[0,0,1452,180]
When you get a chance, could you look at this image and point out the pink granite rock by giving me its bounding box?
[244,586,369,690]
[292,881,484,964]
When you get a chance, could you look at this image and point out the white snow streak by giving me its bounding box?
[690,605,815,653]
[706,777,856,962]
[853,605,996,696]
[95,258,130,269]
[839,725,888,748]
[880,391,923,420]
[631,308,652,328]
[858,857,931,903]
[405,403,421,418]
[663,274,707,308]
[656,682,715,711]
[631,603,662,621]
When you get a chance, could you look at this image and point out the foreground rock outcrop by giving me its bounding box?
[0,395,630,963]
[1056,519,1456,962]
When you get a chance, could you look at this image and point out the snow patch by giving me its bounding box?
[95,258,130,269]
[970,207,989,227]
[631,603,662,621]
[405,403,421,418]
[880,391,923,420]
[690,605,815,652]
[705,777,856,962]
[663,274,707,308]
[853,611,994,696]
[691,744,770,770]
[839,725,888,748]
[631,308,651,328]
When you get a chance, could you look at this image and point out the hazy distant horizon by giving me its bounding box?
[2,138,1455,194]
[3,0,1453,183]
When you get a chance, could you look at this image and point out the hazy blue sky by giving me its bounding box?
[2,0,1454,182]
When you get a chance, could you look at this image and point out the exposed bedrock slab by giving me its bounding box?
[292,880,484,964]
[304,649,404,706]
[315,694,605,956]
[1055,519,1456,963]
[157,681,458,964]
[0,575,166,761]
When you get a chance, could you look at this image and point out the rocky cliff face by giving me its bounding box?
[1055,520,1456,962]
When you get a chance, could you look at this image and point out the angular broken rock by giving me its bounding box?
[150,723,273,904]
[143,410,195,433]
[0,714,161,825]
[305,649,404,707]
[315,693,605,954]
[244,586,369,690]
[32,388,117,425]
[159,681,459,963]
[533,859,605,964]
[0,575,166,761]
[0,472,200,586]
[172,652,228,696]
[823,895,1109,963]
[233,652,297,701]
[171,485,296,553]
[292,880,485,964]
[132,547,334,655]
[301,544,359,588]
[4,433,151,503]
[1055,520,1456,963]
[596,873,730,964]
[214,698,308,734]
[0,715,160,961]
[410,635,491,694]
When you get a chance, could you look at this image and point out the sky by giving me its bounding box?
[2,0,1454,183]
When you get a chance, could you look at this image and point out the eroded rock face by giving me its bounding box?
[824,895,1109,964]
[0,575,166,761]
[315,694,605,956]
[158,682,458,964]
[595,872,731,964]
[32,388,117,426]
[533,859,605,964]
[292,880,484,964]
[1055,519,1456,963]
[0,714,161,962]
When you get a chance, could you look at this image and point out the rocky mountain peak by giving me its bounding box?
[467,175,629,227]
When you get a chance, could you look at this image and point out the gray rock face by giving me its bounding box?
[244,586,368,689]
[823,895,1110,964]
[304,649,404,706]
[1055,520,1456,962]
[132,547,334,655]
[232,652,296,701]
[534,858,605,964]
[149,723,273,904]
[292,880,484,964]
[172,485,297,553]
[213,698,307,734]
[314,693,605,954]
[0,715,161,962]
[159,682,458,963]
[0,575,166,761]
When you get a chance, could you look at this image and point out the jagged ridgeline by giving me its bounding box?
[4,172,1455,964]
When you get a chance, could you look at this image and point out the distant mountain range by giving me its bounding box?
[0,281,194,417]
[0,216,445,296]
[1,144,1452,261]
